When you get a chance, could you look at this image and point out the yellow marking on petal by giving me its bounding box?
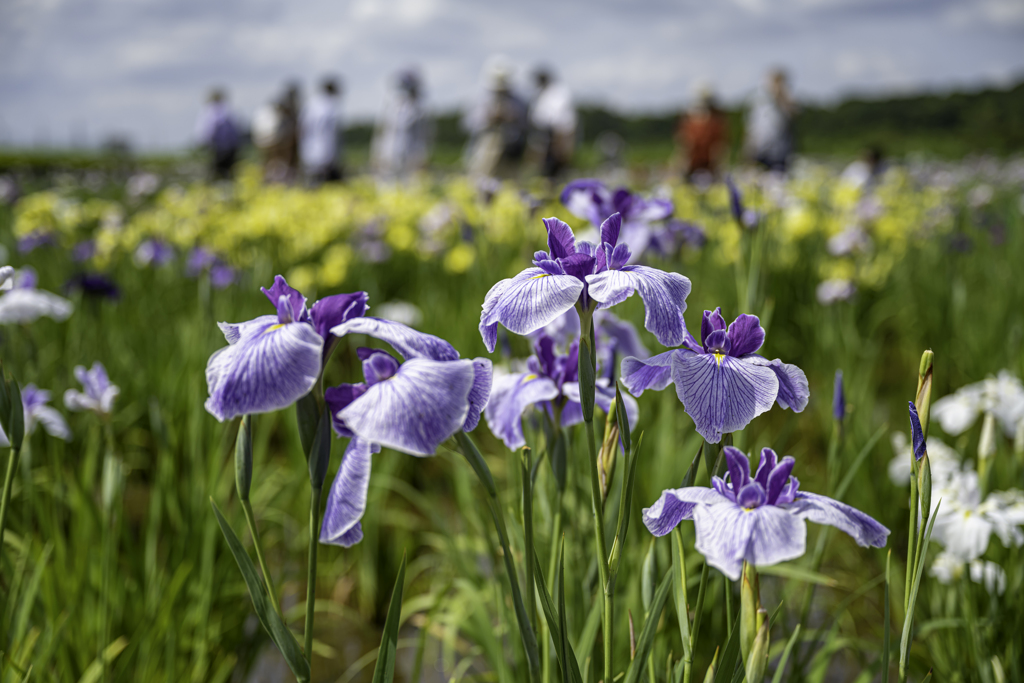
[524,374,538,381]
[264,323,286,333]
[529,273,550,279]
[713,352,726,366]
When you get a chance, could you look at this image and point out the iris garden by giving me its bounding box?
[1,160,1023,682]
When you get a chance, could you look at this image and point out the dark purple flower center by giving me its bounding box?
[533,214,632,308]
[527,335,578,394]
[358,348,400,385]
[691,307,766,358]
[712,446,800,508]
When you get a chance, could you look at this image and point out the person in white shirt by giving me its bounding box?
[744,68,797,173]
[529,67,576,179]
[301,77,343,183]
[371,70,432,182]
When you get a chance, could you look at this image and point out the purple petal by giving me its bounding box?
[560,252,596,282]
[621,351,679,396]
[724,446,751,491]
[261,275,307,323]
[754,447,777,487]
[766,456,796,505]
[747,357,810,412]
[597,311,649,360]
[463,358,493,432]
[592,378,639,428]
[608,243,631,271]
[638,197,674,222]
[325,383,368,437]
[671,352,780,443]
[479,267,585,351]
[484,372,560,451]
[692,502,756,580]
[776,475,801,506]
[908,401,926,461]
[331,317,459,361]
[700,308,727,347]
[704,329,731,355]
[339,358,476,456]
[740,505,808,568]
[560,179,612,227]
[600,213,622,248]
[361,349,400,384]
[218,315,279,345]
[543,217,577,260]
[310,291,369,341]
[726,176,744,224]
[726,315,765,356]
[586,266,692,347]
[205,320,323,422]
[642,487,724,536]
[319,437,379,547]
[737,482,767,509]
[787,492,890,548]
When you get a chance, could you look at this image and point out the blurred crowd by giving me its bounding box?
[195,62,863,188]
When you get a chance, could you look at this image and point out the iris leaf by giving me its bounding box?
[623,568,672,683]
[370,551,407,683]
[210,499,310,682]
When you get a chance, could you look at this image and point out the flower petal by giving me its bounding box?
[0,288,74,324]
[671,352,779,443]
[204,320,323,422]
[543,217,577,259]
[600,212,622,247]
[621,350,677,396]
[643,487,724,536]
[463,358,493,432]
[325,384,368,437]
[218,315,279,344]
[560,179,612,228]
[479,267,584,351]
[740,505,808,569]
[261,275,307,323]
[310,291,369,341]
[484,372,559,451]
[726,315,765,356]
[339,358,476,456]
[586,266,691,347]
[745,356,809,413]
[319,437,379,547]
[331,316,459,361]
[31,405,71,441]
[692,502,757,580]
[787,492,890,548]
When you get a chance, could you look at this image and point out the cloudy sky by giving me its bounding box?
[1,0,1022,150]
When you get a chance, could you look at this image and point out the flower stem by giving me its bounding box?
[241,499,282,618]
[0,447,17,560]
[304,485,322,662]
[585,417,612,681]
[521,447,537,631]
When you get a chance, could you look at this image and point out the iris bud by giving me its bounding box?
[746,612,770,683]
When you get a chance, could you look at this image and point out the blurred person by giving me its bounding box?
[371,69,432,181]
[463,57,529,180]
[676,85,728,181]
[301,76,344,183]
[253,83,302,183]
[195,88,241,180]
[744,68,797,173]
[529,66,576,180]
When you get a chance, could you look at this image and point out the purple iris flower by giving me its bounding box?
[534,308,649,382]
[186,247,219,275]
[561,179,674,259]
[484,334,639,451]
[620,308,809,443]
[204,275,368,422]
[479,214,691,352]
[909,401,927,461]
[17,231,58,254]
[71,240,97,262]
[64,362,119,416]
[725,177,758,229]
[133,239,175,268]
[0,383,72,446]
[65,273,121,300]
[642,446,889,580]
[210,264,236,289]
[649,220,707,257]
[319,317,492,547]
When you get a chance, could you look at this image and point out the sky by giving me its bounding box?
[1,0,1022,150]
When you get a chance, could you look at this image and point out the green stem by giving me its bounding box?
[585,417,612,681]
[0,447,17,558]
[522,448,537,631]
[241,499,281,618]
[904,476,918,613]
[724,573,733,636]
[304,485,322,661]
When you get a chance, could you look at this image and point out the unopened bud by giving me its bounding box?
[915,350,934,441]
[703,647,720,683]
[745,614,770,683]
[740,561,760,666]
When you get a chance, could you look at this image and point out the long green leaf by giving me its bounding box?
[899,500,940,678]
[623,569,673,683]
[609,431,645,583]
[533,550,584,683]
[756,563,839,587]
[770,624,801,683]
[713,602,742,683]
[210,499,310,682]
[671,528,692,659]
[371,551,408,683]
[882,551,891,683]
